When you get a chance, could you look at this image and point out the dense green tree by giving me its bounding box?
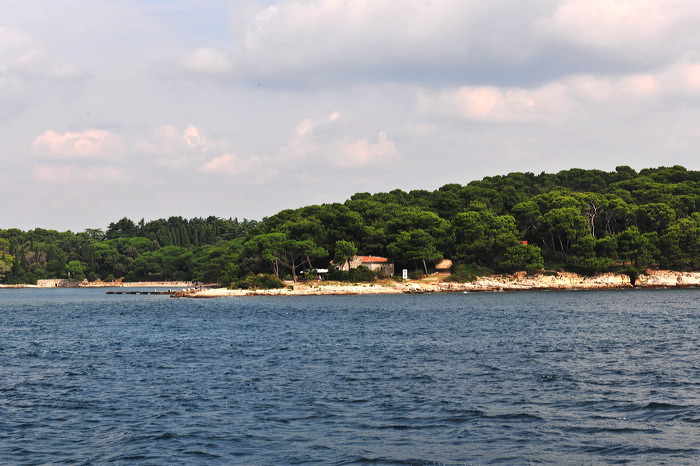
[242,233,287,278]
[277,237,327,282]
[65,260,85,280]
[615,227,652,266]
[333,240,358,270]
[6,166,700,284]
[0,250,14,281]
[388,229,442,275]
[539,207,589,255]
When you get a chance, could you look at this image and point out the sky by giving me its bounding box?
[3,0,700,231]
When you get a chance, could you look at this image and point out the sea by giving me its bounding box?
[1,287,699,464]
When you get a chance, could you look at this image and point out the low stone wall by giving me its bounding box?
[36,279,82,288]
[79,281,193,288]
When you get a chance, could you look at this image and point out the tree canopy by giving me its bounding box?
[4,165,700,285]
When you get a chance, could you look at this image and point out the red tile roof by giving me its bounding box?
[357,256,388,263]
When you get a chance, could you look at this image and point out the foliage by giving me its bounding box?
[6,165,700,284]
[327,266,377,282]
[445,264,492,283]
[333,240,358,269]
[232,274,285,290]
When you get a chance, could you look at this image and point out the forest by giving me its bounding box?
[2,165,700,286]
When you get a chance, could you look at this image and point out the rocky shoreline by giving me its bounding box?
[180,270,700,298]
[3,270,699,296]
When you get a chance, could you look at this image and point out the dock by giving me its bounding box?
[106,290,178,295]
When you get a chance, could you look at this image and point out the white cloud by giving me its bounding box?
[276,111,399,169]
[542,0,681,44]
[279,111,342,160]
[424,83,573,123]
[0,26,84,81]
[32,129,123,159]
[665,61,700,95]
[182,124,206,148]
[566,60,700,109]
[178,47,231,74]
[200,153,263,176]
[34,165,127,184]
[225,0,550,84]
[134,123,268,177]
[174,1,700,88]
[135,124,222,170]
[538,0,700,65]
[331,132,399,168]
[418,56,700,124]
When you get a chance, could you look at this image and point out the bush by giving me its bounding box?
[349,266,377,282]
[445,264,492,283]
[326,266,377,282]
[233,274,285,290]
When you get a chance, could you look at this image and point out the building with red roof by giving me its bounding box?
[339,255,394,276]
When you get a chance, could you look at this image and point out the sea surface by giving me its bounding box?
[1,288,700,464]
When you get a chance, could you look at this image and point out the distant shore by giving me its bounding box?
[181,269,700,298]
[3,270,700,296]
[0,280,194,289]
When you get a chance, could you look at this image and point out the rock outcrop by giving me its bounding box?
[636,270,700,288]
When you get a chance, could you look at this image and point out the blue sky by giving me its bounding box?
[3,0,700,231]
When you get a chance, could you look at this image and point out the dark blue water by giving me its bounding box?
[1,288,700,464]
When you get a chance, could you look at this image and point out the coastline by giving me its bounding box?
[3,270,700,295]
[181,270,700,298]
[0,280,193,289]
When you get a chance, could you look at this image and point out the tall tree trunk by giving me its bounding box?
[289,253,298,282]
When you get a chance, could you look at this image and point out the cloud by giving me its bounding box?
[276,111,399,169]
[665,61,700,95]
[537,0,700,66]
[178,47,231,74]
[32,129,123,159]
[138,124,211,154]
[34,165,127,184]
[0,26,84,81]
[418,56,700,124]
[135,123,268,177]
[330,132,399,168]
[566,59,700,109]
[200,153,263,176]
[182,124,206,148]
[136,124,220,169]
[211,0,558,86]
[424,83,573,123]
[279,111,342,160]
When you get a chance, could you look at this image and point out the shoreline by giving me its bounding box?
[181,270,700,298]
[0,281,194,289]
[3,270,700,296]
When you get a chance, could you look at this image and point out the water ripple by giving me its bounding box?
[1,288,700,463]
